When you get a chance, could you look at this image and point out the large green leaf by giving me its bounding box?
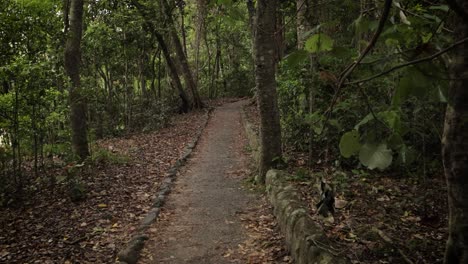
[339,130,361,158]
[359,143,393,170]
[283,50,309,68]
[305,34,334,53]
[392,67,431,106]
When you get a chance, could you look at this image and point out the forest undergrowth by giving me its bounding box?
[0,111,205,263]
[245,103,448,264]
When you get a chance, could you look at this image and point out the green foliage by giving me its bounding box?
[359,143,393,171]
[89,149,130,165]
[339,130,361,158]
[277,0,448,176]
[305,34,334,53]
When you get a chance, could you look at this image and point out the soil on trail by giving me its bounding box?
[139,101,290,264]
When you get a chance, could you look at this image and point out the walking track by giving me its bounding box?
[139,100,259,263]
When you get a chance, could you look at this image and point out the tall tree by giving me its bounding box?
[443,1,468,262]
[130,0,191,112]
[255,0,282,182]
[64,0,89,160]
[194,0,207,87]
[161,0,203,108]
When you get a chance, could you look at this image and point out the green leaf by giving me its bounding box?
[305,34,334,53]
[339,130,361,158]
[392,67,430,106]
[283,50,309,67]
[354,113,374,130]
[379,111,401,132]
[331,46,354,59]
[429,5,449,12]
[359,143,393,170]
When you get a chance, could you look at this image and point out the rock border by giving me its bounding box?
[266,170,346,264]
[240,107,346,264]
[116,108,213,264]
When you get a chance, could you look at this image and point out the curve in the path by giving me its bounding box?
[141,100,255,264]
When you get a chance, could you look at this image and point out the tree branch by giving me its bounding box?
[345,37,468,85]
[327,0,392,114]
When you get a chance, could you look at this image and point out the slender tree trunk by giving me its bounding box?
[155,32,190,113]
[157,50,162,98]
[64,0,89,160]
[255,0,282,183]
[443,2,468,263]
[296,0,310,49]
[178,2,188,56]
[129,0,190,112]
[246,0,256,82]
[161,0,203,108]
[195,0,207,88]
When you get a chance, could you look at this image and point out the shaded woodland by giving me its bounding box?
[1,0,468,263]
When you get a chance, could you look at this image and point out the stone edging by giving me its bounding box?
[116,108,213,264]
[240,107,346,264]
[266,170,346,264]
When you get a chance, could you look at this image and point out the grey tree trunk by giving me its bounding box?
[443,2,468,263]
[64,0,89,160]
[255,0,282,183]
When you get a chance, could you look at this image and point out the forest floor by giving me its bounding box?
[0,99,289,263]
[244,104,449,264]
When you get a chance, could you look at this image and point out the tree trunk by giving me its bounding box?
[178,2,188,57]
[64,0,89,161]
[155,32,190,113]
[443,2,468,263]
[129,0,190,112]
[255,0,282,183]
[296,0,312,49]
[195,0,207,88]
[161,0,203,109]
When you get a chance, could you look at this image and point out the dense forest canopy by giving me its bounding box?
[1,0,468,262]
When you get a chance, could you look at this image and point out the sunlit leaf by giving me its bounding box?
[359,143,393,170]
[339,130,361,158]
[305,34,334,53]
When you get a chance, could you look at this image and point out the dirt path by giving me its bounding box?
[139,100,264,263]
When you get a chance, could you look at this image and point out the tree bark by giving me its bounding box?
[64,0,89,160]
[255,0,282,183]
[129,0,190,112]
[444,2,468,263]
[195,0,207,88]
[161,0,203,108]
[296,0,312,49]
[155,32,190,113]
